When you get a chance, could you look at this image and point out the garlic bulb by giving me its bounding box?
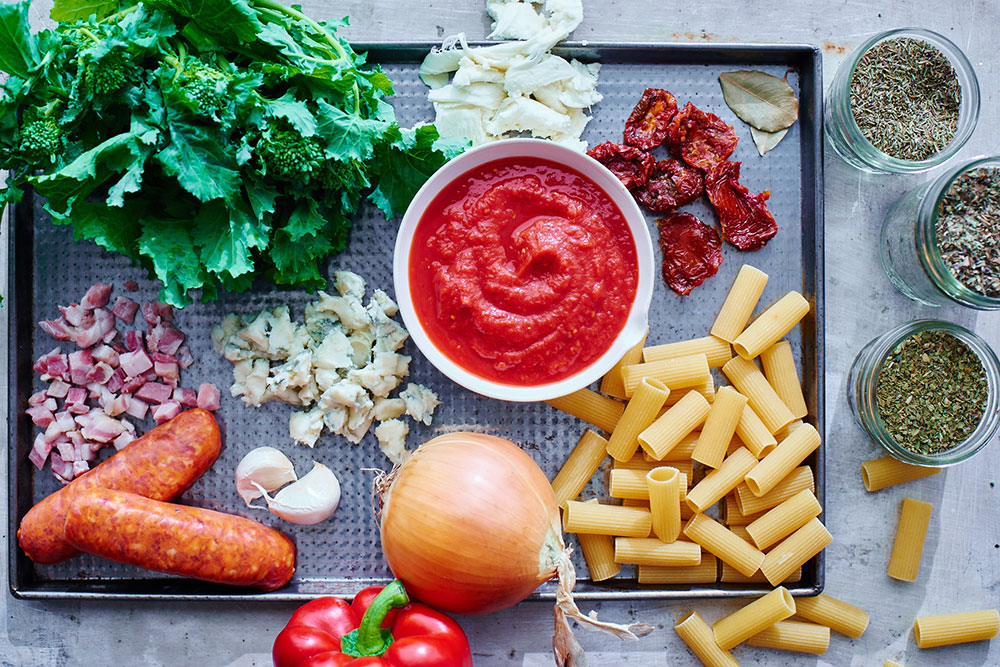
[251,462,341,525]
[234,446,297,506]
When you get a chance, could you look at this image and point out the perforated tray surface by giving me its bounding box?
[9,43,824,600]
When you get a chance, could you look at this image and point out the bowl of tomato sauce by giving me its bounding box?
[394,138,654,402]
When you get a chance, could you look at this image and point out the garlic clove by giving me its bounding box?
[234,446,298,506]
[253,462,341,525]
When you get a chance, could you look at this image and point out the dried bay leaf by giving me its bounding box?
[719,70,799,133]
[750,126,789,156]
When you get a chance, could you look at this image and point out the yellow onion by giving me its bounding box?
[378,432,651,662]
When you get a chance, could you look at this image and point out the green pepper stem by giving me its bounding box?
[355,580,409,655]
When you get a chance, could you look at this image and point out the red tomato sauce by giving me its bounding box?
[409,157,639,386]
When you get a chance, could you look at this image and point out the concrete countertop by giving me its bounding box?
[2,0,998,665]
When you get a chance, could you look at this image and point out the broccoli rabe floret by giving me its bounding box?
[78,49,132,97]
[256,125,325,182]
[178,61,230,118]
[18,118,63,162]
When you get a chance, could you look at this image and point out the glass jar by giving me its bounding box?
[880,156,1000,309]
[847,320,1000,466]
[825,28,980,173]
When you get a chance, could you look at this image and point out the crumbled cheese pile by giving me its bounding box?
[212,272,439,464]
[419,0,601,151]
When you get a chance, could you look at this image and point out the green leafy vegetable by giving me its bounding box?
[0,0,466,306]
[718,70,799,133]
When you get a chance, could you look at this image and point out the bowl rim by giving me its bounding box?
[393,138,655,402]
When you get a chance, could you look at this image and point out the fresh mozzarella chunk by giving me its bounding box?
[428,82,507,110]
[432,104,491,145]
[485,96,572,138]
[504,54,578,96]
[487,0,547,40]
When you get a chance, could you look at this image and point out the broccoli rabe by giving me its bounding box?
[256,125,325,182]
[77,49,132,98]
[177,61,231,119]
[17,118,63,162]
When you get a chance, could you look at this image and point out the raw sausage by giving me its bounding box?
[17,408,221,564]
[63,488,295,591]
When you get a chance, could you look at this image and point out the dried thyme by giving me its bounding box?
[936,167,1000,297]
[849,38,961,161]
[876,329,987,454]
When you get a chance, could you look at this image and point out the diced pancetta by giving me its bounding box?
[173,387,198,408]
[78,412,125,443]
[113,430,136,451]
[86,361,114,384]
[135,381,173,404]
[68,349,94,385]
[91,344,120,367]
[111,296,139,324]
[125,396,149,420]
[152,400,182,424]
[141,302,160,326]
[28,391,48,407]
[177,345,194,369]
[120,375,147,394]
[65,386,87,405]
[28,433,54,470]
[123,281,138,292]
[50,452,74,484]
[196,383,221,411]
[39,318,73,341]
[71,460,90,478]
[119,349,153,377]
[46,379,70,398]
[80,282,113,309]
[26,406,55,428]
[59,303,91,327]
[154,361,180,385]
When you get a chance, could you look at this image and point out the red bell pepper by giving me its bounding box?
[272,580,473,667]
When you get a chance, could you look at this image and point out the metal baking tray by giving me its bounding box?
[9,42,824,600]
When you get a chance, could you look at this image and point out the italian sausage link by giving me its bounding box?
[18,408,221,564]
[64,488,295,591]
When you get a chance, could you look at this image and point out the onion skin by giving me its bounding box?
[380,432,562,615]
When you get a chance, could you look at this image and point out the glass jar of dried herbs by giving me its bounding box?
[881,156,1000,310]
[825,28,980,173]
[848,320,1000,466]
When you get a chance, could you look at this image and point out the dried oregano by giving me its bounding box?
[936,167,1000,297]
[849,38,961,161]
[876,330,987,454]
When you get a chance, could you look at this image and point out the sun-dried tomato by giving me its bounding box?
[623,88,678,150]
[666,101,739,170]
[587,142,655,190]
[634,159,705,213]
[658,212,723,295]
[705,160,778,251]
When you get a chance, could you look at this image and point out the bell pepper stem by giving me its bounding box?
[342,580,410,657]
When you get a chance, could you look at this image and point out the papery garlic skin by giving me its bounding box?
[252,462,341,525]
[235,446,298,506]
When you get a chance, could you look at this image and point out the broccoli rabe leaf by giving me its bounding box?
[0,0,38,79]
[50,0,123,22]
[192,199,268,279]
[155,114,241,203]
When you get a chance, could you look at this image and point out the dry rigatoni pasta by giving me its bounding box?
[614,537,701,566]
[794,593,870,638]
[884,661,903,667]
[675,610,740,667]
[720,561,802,584]
[600,329,648,399]
[713,587,796,650]
[746,488,823,550]
[545,387,624,434]
[760,517,832,585]
[684,512,764,577]
[606,377,670,461]
[563,500,651,537]
[735,403,778,458]
[747,620,830,654]
[761,340,808,418]
[723,356,796,433]
[644,335,732,368]
[773,419,804,442]
[711,264,769,343]
[576,500,619,581]
[550,429,608,509]
[622,354,711,397]
[662,376,715,407]
[645,431,699,461]
[733,291,810,360]
[744,423,821,497]
[639,390,712,460]
[647,466,682,542]
[638,553,718,584]
[736,465,814,515]
[686,447,757,513]
[913,609,999,648]
[861,456,942,492]
[610,468,687,501]
[723,494,764,527]
[887,497,933,582]
[693,387,748,468]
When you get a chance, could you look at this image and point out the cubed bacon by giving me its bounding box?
[50,452,74,484]
[197,383,221,411]
[102,328,118,344]
[86,361,114,385]
[26,406,55,428]
[28,433,54,470]
[141,302,160,326]
[68,430,85,446]
[45,412,76,440]
[67,403,90,416]
[107,395,129,418]
[156,303,174,321]
[120,375,146,394]
[123,280,139,292]
[125,396,149,420]
[151,324,185,356]
[46,379,70,398]
[42,397,58,412]
[113,430,136,451]
[173,387,198,408]
[150,352,177,364]
[125,330,144,352]
[75,440,93,462]
[119,349,153,377]
[28,391,48,407]
[46,354,70,381]
[155,361,180,385]
[78,412,125,443]
[111,296,139,324]
[81,283,113,309]
[176,345,194,369]
[33,347,62,374]
[65,386,87,405]
[71,460,90,478]
[39,318,73,341]
[59,303,90,327]
[152,400,182,424]
[75,308,116,349]
[106,367,125,393]
[68,349,94,385]
[87,382,102,400]
[135,381,173,404]
[55,439,76,462]
[92,345,120,367]
[112,342,128,355]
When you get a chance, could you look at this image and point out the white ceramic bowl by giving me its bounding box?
[393,138,654,402]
